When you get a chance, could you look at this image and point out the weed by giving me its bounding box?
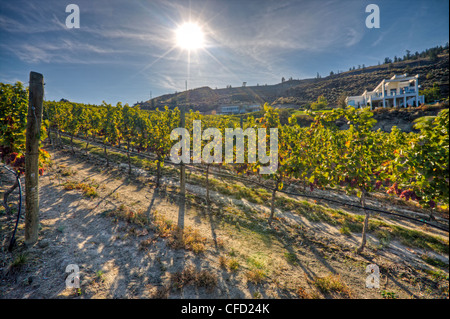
[63,181,98,198]
[154,285,170,299]
[169,227,207,254]
[10,253,28,268]
[171,265,197,289]
[95,270,105,282]
[61,167,76,177]
[375,228,392,248]
[425,269,449,281]
[296,286,312,299]
[196,269,218,291]
[180,228,207,254]
[247,254,266,269]
[154,216,176,237]
[228,258,240,272]
[107,204,148,226]
[152,212,207,254]
[229,249,237,257]
[284,252,298,265]
[420,254,449,269]
[393,226,448,255]
[219,255,229,269]
[170,265,217,292]
[139,237,156,251]
[215,237,225,249]
[245,269,266,284]
[339,225,351,236]
[253,291,262,299]
[380,290,398,299]
[311,274,352,298]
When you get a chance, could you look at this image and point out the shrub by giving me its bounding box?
[311,274,352,298]
[310,95,329,110]
[170,265,218,292]
[246,269,266,284]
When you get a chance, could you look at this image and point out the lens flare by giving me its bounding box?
[176,23,205,50]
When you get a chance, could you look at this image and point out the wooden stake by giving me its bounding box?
[178,98,186,231]
[25,71,44,245]
[180,103,186,195]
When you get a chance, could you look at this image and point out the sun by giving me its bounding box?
[175,22,205,50]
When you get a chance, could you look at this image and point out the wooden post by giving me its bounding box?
[25,71,44,245]
[357,190,369,254]
[180,81,188,197]
[180,99,186,191]
[176,92,187,231]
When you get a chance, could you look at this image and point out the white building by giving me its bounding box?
[219,105,241,114]
[346,74,425,109]
[219,104,261,115]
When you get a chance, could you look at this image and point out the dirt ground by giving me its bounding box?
[1,146,448,299]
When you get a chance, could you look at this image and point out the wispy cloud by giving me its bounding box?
[1,0,447,104]
[0,1,65,33]
[0,38,135,64]
[0,0,175,65]
[204,0,365,75]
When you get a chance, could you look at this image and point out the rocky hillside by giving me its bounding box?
[137,50,449,113]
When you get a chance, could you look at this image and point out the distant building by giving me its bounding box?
[219,105,241,114]
[346,74,425,109]
[218,104,261,115]
[246,104,261,113]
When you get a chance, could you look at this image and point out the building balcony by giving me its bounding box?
[369,91,418,101]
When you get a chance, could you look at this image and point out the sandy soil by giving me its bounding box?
[0,146,448,299]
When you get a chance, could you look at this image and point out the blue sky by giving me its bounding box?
[0,0,448,105]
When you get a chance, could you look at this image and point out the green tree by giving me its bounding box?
[420,83,441,103]
[337,92,349,109]
[310,95,329,110]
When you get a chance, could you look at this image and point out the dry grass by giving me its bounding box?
[139,237,157,251]
[170,265,218,292]
[296,286,312,299]
[60,167,77,177]
[107,208,207,254]
[196,269,219,290]
[219,255,229,269]
[215,237,225,249]
[310,274,352,298]
[245,269,266,284]
[10,253,28,269]
[228,258,240,272]
[63,181,98,198]
[153,212,207,254]
[107,204,148,226]
[153,285,170,299]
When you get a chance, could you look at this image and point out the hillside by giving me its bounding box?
[138,51,449,113]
